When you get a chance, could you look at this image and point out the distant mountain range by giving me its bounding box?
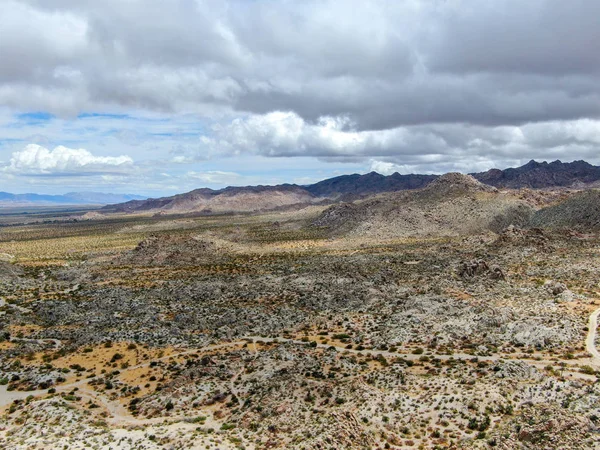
[0,192,147,207]
[102,159,600,215]
[472,159,600,189]
[103,185,314,213]
[304,171,438,198]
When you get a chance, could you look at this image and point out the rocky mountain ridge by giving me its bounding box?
[472,159,600,189]
[102,159,600,214]
[305,171,437,198]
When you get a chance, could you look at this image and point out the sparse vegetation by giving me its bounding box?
[1,187,600,449]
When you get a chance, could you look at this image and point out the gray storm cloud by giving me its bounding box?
[2,0,600,172]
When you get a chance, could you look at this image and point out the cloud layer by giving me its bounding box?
[201,111,600,173]
[3,0,600,129]
[6,144,133,175]
[1,1,600,192]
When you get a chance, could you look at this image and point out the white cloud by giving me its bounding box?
[183,169,295,188]
[203,111,442,158]
[185,170,242,185]
[198,112,600,174]
[5,144,133,175]
[368,160,405,175]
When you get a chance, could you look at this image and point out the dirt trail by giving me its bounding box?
[586,306,600,365]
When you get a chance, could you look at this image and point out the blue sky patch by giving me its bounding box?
[16,112,54,123]
[78,113,130,120]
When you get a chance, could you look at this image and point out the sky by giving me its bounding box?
[1,0,600,195]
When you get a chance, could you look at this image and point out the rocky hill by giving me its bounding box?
[530,189,600,230]
[417,171,498,198]
[103,184,315,214]
[118,234,227,266]
[314,173,533,239]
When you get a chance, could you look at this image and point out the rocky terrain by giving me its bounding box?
[314,173,534,239]
[2,175,600,449]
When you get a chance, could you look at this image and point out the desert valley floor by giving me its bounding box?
[2,174,600,449]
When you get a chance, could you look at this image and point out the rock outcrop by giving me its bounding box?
[314,173,533,239]
[118,234,225,266]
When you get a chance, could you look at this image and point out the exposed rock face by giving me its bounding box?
[491,405,596,449]
[494,225,548,245]
[458,259,505,280]
[493,361,540,380]
[544,280,567,296]
[316,160,600,196]
[420,172,497,197]
[5,203,600,449]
